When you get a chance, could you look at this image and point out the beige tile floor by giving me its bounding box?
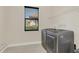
[3,44,46,53]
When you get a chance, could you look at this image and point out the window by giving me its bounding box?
[24,6,39,31]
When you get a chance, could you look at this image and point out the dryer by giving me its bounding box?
[41,28,74,53]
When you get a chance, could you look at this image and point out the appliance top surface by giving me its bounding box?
[45,28,71,33]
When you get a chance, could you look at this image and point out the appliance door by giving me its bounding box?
[58,33,74,53]
[46,34,57,53]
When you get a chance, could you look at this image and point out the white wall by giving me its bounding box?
[0,7,4,41]
[3,6,52,45]
[1,6,79,49]
[0,7,8,50]
[0,7,9,42]
[50,6,79,49]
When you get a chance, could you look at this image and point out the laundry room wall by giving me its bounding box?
[0,7,8,50]
[50,6,79,49]
[3,6,52,45]
[0,7,4,41]
[3,6,79,49]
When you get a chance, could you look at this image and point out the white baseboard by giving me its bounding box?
[0,46,8,53]
[8,41,41,48]
[0,40,8,53]
[1,41,41,53]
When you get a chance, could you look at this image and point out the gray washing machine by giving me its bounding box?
[41,28,74,53]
